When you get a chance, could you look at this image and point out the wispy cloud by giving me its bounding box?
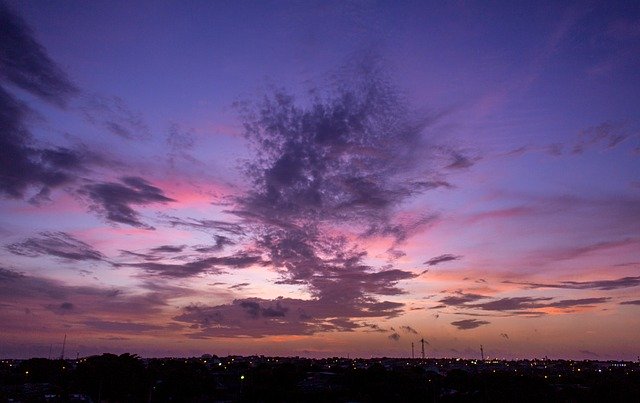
[80,177,175,228]
[506,275,640,291]
[7,232,105,261]
[424,254,462,266]
[451,319,490,330]
[81,94,150,140]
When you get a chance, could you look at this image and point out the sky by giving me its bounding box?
[1,0,639,360]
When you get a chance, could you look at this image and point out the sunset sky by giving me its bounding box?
[1,0,639,360]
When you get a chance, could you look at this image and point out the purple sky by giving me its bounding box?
[1,0,639,360]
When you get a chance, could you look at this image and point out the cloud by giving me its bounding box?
[174,61,457,334]
[399,325,418,334]
[500,333,509,339]
[0,86,88,201]
[572,121,632,154]
[388,332,400,341]
[234,60,446,240]
[424,254,462,266]
[80,177,175,228]
[7,231,105,261]
[175,295,400,338]
[119,251,266,278]
[438,292,611,314]
[0,267,174,318]
[506,276,640,291]
[545,297,610,308]
[81,94,150,140]
[471,297,553,311]
[193,236,236,253]
[439,292,486,306]
[165,216,245,236]
[451,319,490,330]
[46,301,75,315]
[362,322,388,332]
[470,296,609,312]
[620,299,640,305]
[150,245,186,253]
[0,2,77,106]
[446,152,476,169]
[0,4,96,202]
[228,282,250,290]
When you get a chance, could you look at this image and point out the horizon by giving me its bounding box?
[1,1,639,361]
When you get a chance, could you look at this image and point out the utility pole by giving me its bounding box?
[411,342,414,359]
[480,345,484,361]
[420,338,426,359]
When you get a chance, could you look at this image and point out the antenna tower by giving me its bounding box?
[480,345,484,361]
[420,338,426,359]
[60,334,66,360]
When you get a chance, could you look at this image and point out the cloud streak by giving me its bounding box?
[7,232,105,261]
[424,254,462,266]
[80,177,175,228]
[507,276,640,291]
[451,319,490,330]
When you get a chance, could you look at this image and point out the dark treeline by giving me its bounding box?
[1,354,639,402]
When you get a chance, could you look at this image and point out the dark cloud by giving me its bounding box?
[235,60,446,239]
[166,122,198,168]
[150,245,186,253]
[572,121,631,154]
[252,223,416,311]
[118,244,191,262]
[228,282,250,290]
[178,60,456,337]
[165,216,245,236]
[424,254,462,266]
[120,251,266,278]
[7,231,105,261]
[506,276,640,291]
[81,94,149,140]
[362,322,388,332]
[175,298,343,338]
[439,292,611,314]
[388,332,401,341]
[620,299,640,305]
[399,325,418,334]
[0,2,77,105]
[80,177,174,228]
[451,319,490,330]
[193,236,236,253]
[0,267,170,318]
[0,4,94,201]
[45,301,75,315]
[439,292,486,306]
[118,249,161,261]
[0,86,87,201]
[446,152,476,169]
[175,293,407,338]
[500,333,509,339]
[240,299,288,318]
[471,297,553,311]
[545,297,610,308]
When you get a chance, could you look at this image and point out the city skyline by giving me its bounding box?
[1,1,639,360]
